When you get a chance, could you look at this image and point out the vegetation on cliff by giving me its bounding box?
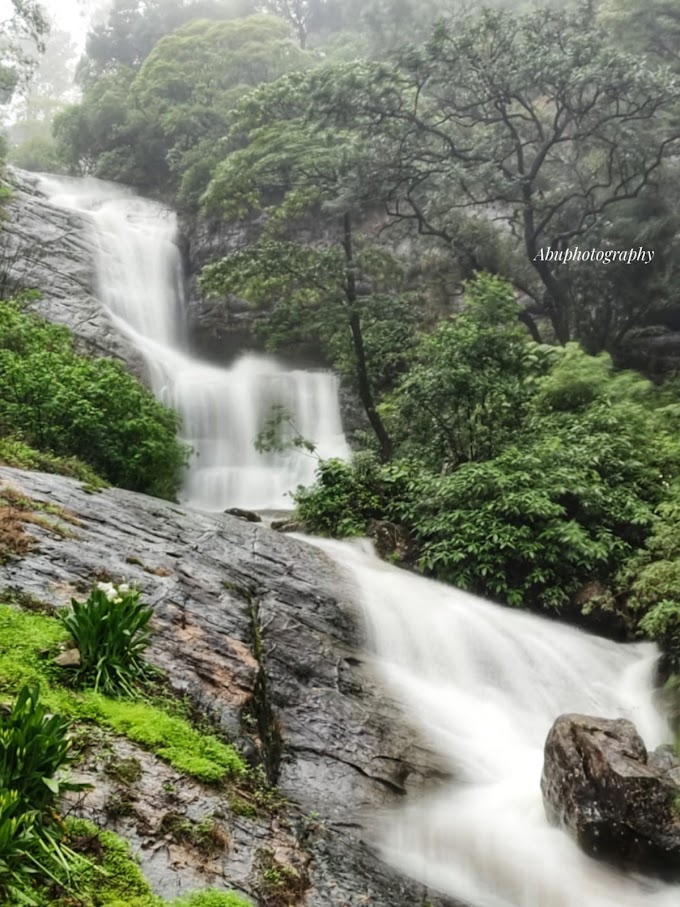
[0,585,253,906]
[5,0,680,656]
[0,298,186,499]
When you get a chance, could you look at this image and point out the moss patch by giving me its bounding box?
[10,819,252,907]
[0,605,247,783]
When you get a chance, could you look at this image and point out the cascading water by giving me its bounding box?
[310,538,680,907]
[36,174,350,510]
[34,172,680,907]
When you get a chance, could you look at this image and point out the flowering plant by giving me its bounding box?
[60,581,156,696]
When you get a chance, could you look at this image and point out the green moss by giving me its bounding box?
[0,606,247,784]
[94,699,246,783]
[170,892,253,907]
[14,820,252,907]
[228,796,257,818]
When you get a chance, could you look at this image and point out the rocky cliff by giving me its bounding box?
[0,465,458,907]
[2,168,146,374]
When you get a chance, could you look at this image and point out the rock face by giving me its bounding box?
[0,466,459,907]
[541,713,680,878]
[2,169,146,375]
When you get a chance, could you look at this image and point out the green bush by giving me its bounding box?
[0,686,85,904]
[8,138,63,174]
[61,584,156,696]
[0,787,40,903]
[0,437,106,488]
[295,340,680,616]
[0,300,186,499]
[0,685,83,818]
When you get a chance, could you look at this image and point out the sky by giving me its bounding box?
[0,0,106,54]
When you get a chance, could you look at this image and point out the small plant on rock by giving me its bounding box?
[0,685,85,903]
[61,582,157,696]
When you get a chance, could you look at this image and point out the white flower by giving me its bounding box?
[118,583,130,594]
[96,581,118,601]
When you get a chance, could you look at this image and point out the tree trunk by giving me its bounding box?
[522,185,571,343]
[341,212,393,462]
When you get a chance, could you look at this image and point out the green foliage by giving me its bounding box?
[308,5,680,347]
[627,488,680,667]
[8,138,63,174]
[0,787,39,905]
[61,584,156,696]
[14,817,253,907]
[59,14,310,201]
[53,65,169,187]
[385,274,546,467]
[0,300,186,499]
[0,609,251,905]
[295,295,680,615]
[0,685,83,817]
[294,453,411,537]
[0,437,106,488]
[0,685,85,905]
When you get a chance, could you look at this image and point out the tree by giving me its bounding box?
[130,14,310,200]
[54,64,169,185]
[256,0,321,48]
[56,14,308,198]
[309,5,680,344]
[0,0,49,108]
[200,70,421,459]
[601,0,680,69]
[386,273,541,468]
[9,26,78,147]
[78,0,256,83]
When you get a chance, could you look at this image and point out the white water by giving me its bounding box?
[35,173,680,906]
[311,538,680,907]
[37,175,350,510]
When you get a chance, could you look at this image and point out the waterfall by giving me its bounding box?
[311,538,680,907]
[37,175,350,510]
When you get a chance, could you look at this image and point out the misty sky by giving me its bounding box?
[0,0,103,52]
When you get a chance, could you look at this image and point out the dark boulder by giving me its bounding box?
[541,713,680,879]
[225,507,261,523]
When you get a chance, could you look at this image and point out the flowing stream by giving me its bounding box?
[35,174,680,907]
[310,538,680,907]
[37,175,349,510]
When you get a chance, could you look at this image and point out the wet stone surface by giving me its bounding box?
[0,466,458,907]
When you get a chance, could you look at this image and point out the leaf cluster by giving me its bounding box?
[0,685,85,904]
[61,586,156,697]
[0,300,187,500]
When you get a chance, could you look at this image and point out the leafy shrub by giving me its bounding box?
[626,491,680,667]
[61,584,156,696]
[296,343,680,615]
[0,787,39,903]
[294,453,414,537]
[0,437,106,488]
[0,686,85,903]
[0,685,83,817]
[384,274,549,468]
[0,300,186,499]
